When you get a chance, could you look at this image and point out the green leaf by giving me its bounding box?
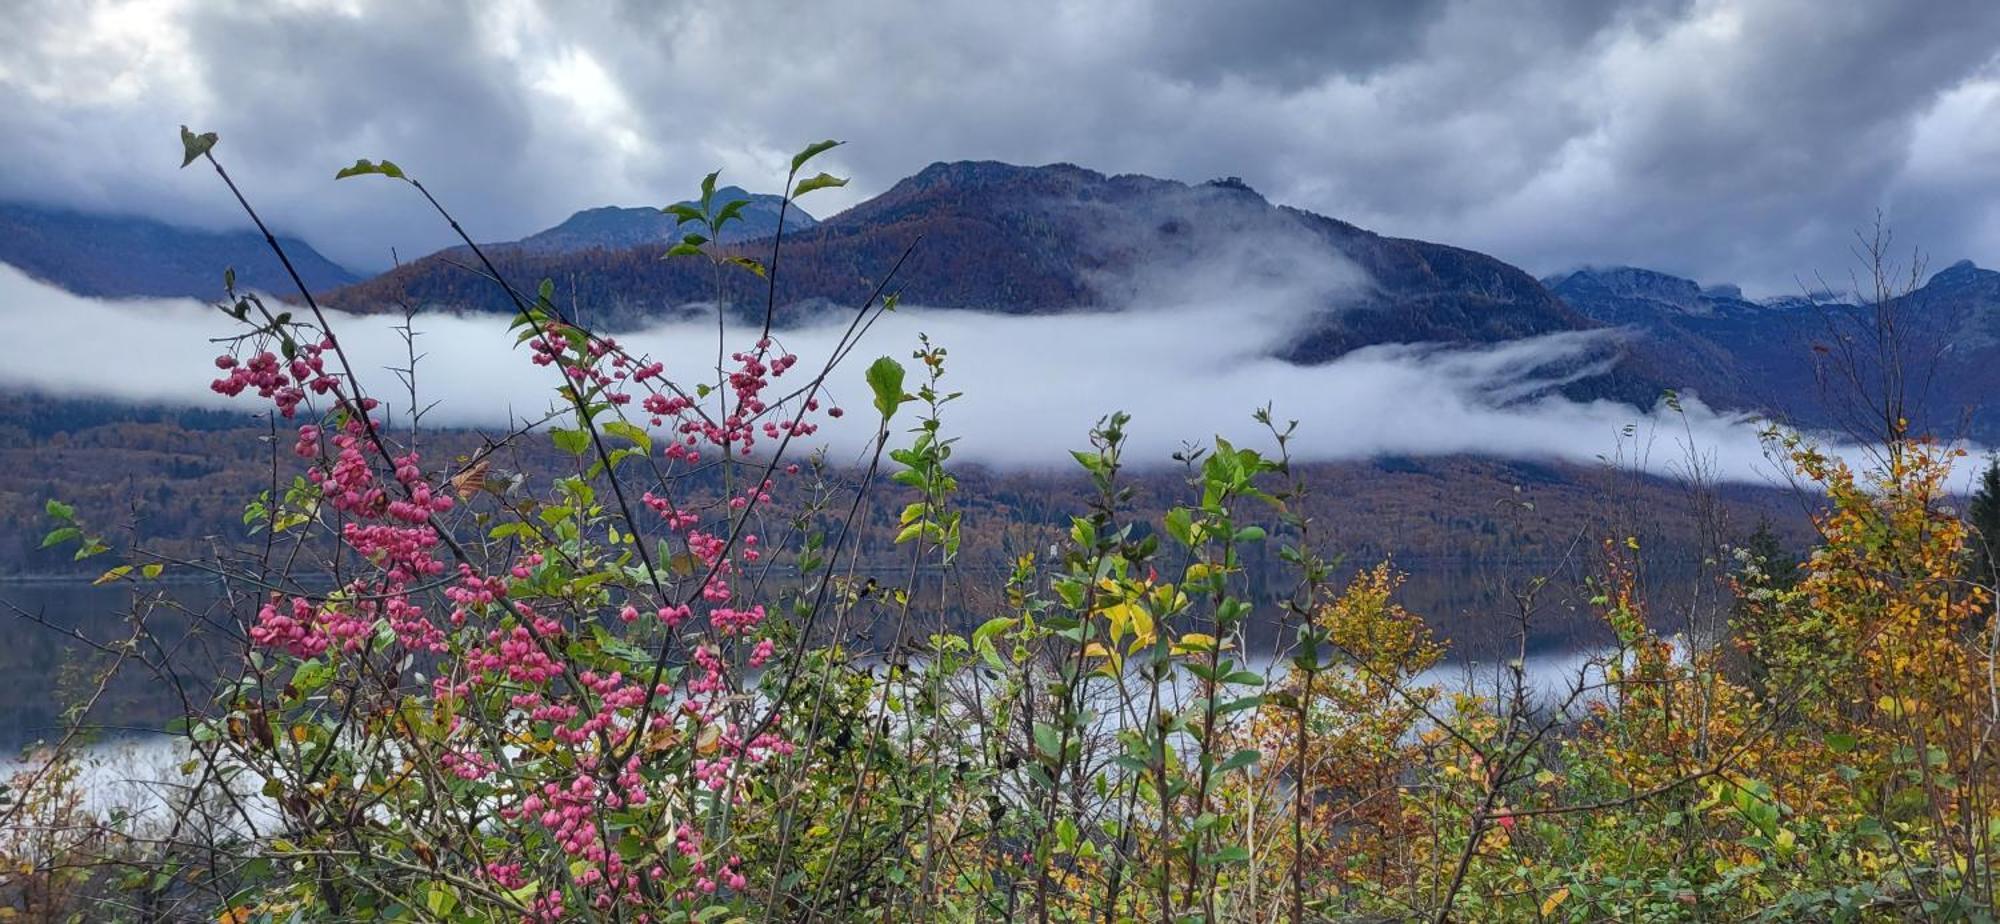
[867,356,908,421]
[664,203,707,225]
[1215,748,1261,775]
[44,499,74,521]
[1215,695,1264,716]
[699,170,720,211]
[1032,722,1062,761]
[550,427,592,455]
[178,125,218,168]
[790,139,842,174]
[792,172,848,198]
[1826,733,1858,754]
[725,255,768,278]
[714,198,749,228]
[972,616,1016,648]
[141,563,164,580]
[1207,845,1251,865]
[1055,817,1078,853]
[291,659,330,697]
[424,884,458,917]
[602,420,652,452]
[41,526,80,549]
[333,158,404,180]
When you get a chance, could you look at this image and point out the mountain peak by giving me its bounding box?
[331,156,1590,380]
[904,160,1103,188]
[1929,258,1986,287]
[872,162,1114,208]
[1201,175,1263,197]
[1545,265,1707,314]
[507,188,815,254]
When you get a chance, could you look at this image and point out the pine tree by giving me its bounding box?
[1741,516,1799,591]
[1966,456,2000,592]
[1730,516,1799,692]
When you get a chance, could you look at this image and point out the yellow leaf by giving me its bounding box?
[1126,605,1154,646]
[1540,886,1569,916]
[1099,602,1155,648]
[1173,633,1217,656]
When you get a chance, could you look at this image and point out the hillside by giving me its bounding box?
[0,201,357,300]
[0,391,1810,639]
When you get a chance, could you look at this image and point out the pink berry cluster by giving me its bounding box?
[210,338,337,418]
[208,315,858,918]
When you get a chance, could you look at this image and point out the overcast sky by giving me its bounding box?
[5,0,2000,294]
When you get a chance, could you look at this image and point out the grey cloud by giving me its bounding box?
[4,0,2000,295]
[1136,0,1453,89]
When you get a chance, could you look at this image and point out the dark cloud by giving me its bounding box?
[1139,0,1453,88]
[2,0,1998,294]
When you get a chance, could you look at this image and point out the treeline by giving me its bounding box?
[2,391,1809,590]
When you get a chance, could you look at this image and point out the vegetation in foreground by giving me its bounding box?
[3,130,1999,923]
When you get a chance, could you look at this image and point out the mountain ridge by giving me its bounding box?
[323,159,1627,396]
[0,201,357,300]
[1546,260,2000,439]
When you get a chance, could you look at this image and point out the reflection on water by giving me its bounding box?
[0,560,1710,751]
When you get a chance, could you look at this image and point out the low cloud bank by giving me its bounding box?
[0,261,1802,483]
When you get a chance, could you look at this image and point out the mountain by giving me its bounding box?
[325,162,1650,398]
[0,201,357,300]
[1542,265,1770,322]
[1546,261,2000,440]
[495,187,815,255]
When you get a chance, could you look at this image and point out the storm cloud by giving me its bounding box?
[3,0,1999,294]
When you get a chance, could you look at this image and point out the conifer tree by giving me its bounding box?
[1966,456,2000,592]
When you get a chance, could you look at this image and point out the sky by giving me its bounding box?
[4,0,2000,295]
